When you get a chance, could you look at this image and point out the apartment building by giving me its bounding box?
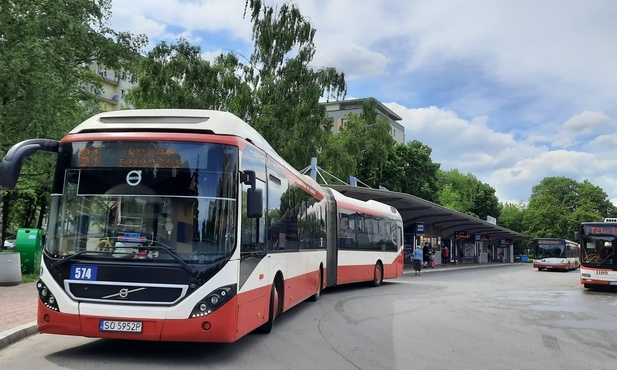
[321,97,405,143]
[91,61,135,111]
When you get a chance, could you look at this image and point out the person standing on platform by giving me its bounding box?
[442,247,449,266]
[423,243,430,267]
[412,246,423,275]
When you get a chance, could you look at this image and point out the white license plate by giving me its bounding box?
[99,320,143,333]
[609,282,617,286]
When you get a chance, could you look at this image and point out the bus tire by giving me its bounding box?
[537,268,543,271]
[308,267,322,302]
[371,262,383,287]
[584,284,591,289]
[256,283,280,334]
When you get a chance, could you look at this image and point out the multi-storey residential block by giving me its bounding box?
[321,97,405,143]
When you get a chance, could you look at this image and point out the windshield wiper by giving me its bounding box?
[50,250,113,270]
[138,245,199,278]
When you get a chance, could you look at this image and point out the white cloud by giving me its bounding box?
[313,44,388,80]
[106,0,617,205]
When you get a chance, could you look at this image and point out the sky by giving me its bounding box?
[109,0,617,205]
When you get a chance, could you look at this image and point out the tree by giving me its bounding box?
[522,176,615,239]
[242,0,346,169]
[436,169,500,219]
[381,141,441,202]
[127,39,254,120]
[499,202,527,254]
[0,0,146,239]
[317,103,394,187]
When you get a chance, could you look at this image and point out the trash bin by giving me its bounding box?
[0,252,21,285]
[521,255,529,263]
[14,228,42,274]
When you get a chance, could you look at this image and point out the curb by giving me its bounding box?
[0,322,37,350]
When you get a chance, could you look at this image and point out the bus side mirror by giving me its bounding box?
[247,188,263,218]
[573,231,580,241]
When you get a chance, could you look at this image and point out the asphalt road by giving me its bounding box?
[1,264,616,370]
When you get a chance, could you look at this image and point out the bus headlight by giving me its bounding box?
[190,285,236,318]
[37,280,59,311]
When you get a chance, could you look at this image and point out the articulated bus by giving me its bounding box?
[531,238,580,271]
[575,219,617,288]
[0,109,404,342]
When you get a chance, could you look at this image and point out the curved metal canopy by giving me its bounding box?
[326,185,526,243]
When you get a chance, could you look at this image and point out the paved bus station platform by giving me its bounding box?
[0,261,515,350]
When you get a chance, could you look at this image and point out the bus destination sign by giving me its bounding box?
[78,146,183,169]
[583,225,617,235]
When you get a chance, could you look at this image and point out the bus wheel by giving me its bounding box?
[371,262,383,287]
[584,284,591,289]
[537,268,543,271]
[257,283,279,334]
[309,268,322,302]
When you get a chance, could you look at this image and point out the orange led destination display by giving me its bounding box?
[78,146,184,169]
[583,225,617,235]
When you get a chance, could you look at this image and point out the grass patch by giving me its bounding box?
[22,273,39,284]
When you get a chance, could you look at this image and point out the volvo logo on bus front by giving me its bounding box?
[126,170,142,186]
[119,288,129,298]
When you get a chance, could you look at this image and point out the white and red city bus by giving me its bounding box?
[575,219,617,288]
[0,109,403,342]
[531,238,579,271]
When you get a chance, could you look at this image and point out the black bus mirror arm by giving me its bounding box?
[0,139,60,190]
[240,170,256,190]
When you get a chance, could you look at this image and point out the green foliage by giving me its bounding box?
[0,0,146,235]
[437,169,500,219]
[381,141,441,202]
[498,202,525,233]
[127,40,253,120]
[318,104,395,188]
[244,0,346,169]
[522,176,615,240]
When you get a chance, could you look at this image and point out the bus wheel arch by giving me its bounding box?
[309,264,324,302]
[371,261,384,287]
[256,272,283,334]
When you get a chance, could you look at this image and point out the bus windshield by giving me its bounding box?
[535,243,565,259]
[581,237,616,266]
[45,141,239,263]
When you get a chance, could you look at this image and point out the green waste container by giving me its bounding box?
[15,228,42,274]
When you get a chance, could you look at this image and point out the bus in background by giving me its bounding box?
[575,219,617,288]
[531,238,580,271]
[0,109,404,343]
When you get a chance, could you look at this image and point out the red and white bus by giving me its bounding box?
[575,219,617,288]
[0,109,403,342]
[531,238,579,271]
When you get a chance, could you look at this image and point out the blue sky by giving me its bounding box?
[110,0,617,205]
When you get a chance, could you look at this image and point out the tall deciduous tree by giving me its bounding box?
[243,0,347,169]
[523,176,615,239]
[127,39,254,120]
[437,169,500,219]
[318,103,394,187]
[0,0,146,239]
[381,141,441,202]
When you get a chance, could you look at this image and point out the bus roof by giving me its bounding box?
[67,109,327,197]
[68,109,277,155]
